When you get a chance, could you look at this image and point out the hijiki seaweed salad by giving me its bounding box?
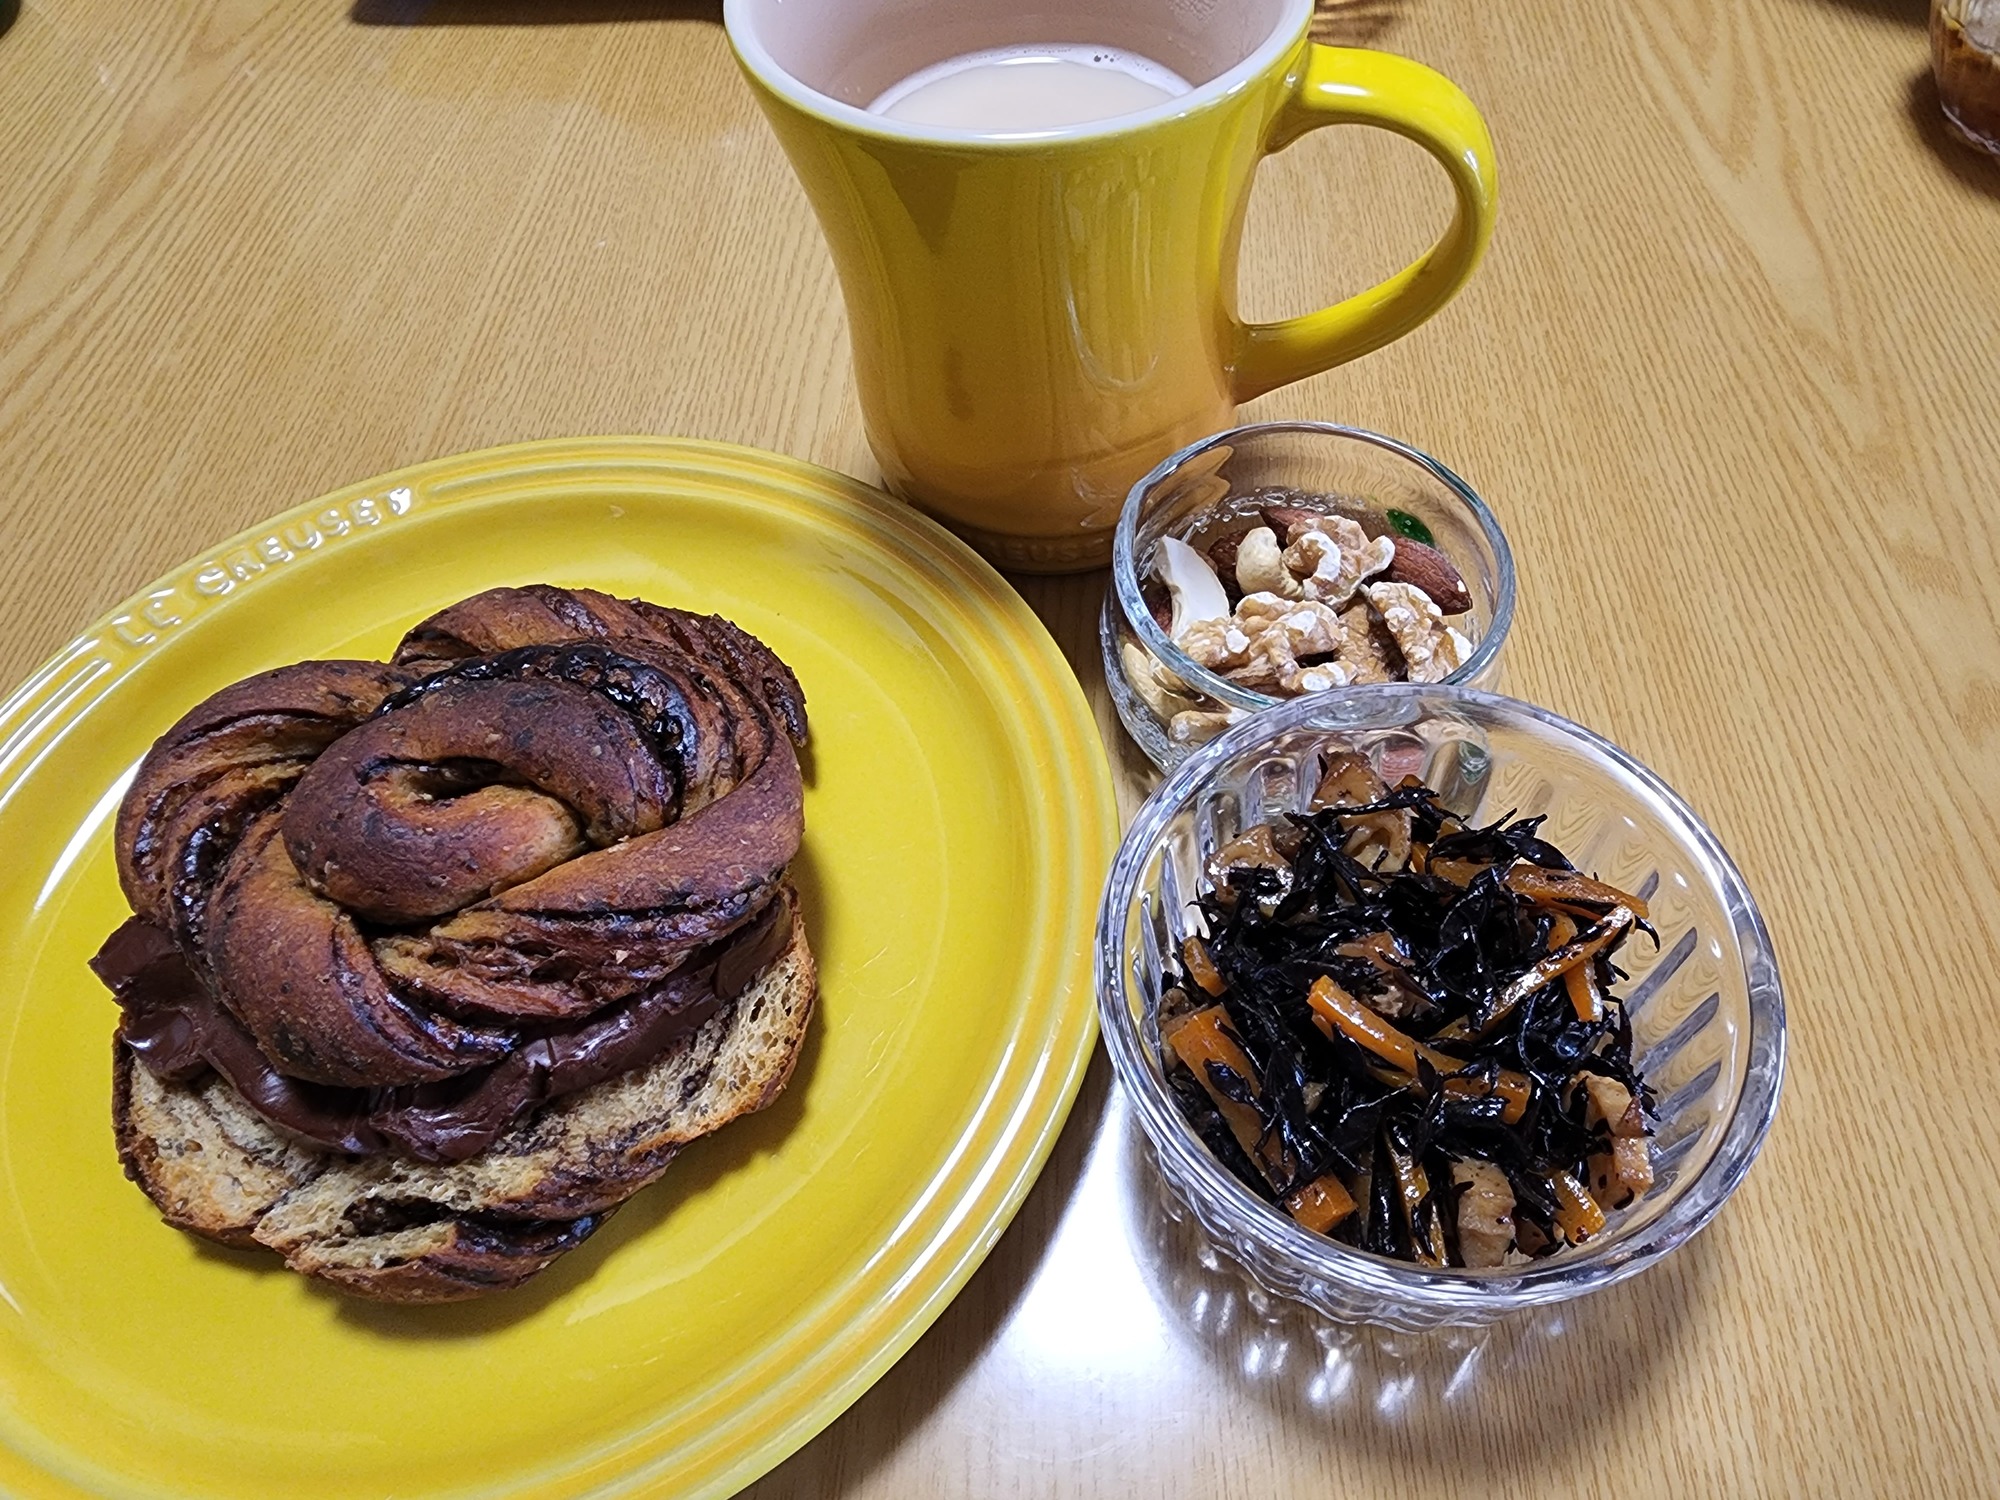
[1161,751,1658,1268]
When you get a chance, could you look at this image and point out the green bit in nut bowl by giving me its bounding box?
[1160,751,1657,1267]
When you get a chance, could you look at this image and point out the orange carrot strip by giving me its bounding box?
[1508,909,1629,998]
[1565,962,1603,1023]
[1435,906,1635,1044]
[1181,936,1227,997]
[1306,978,1530,1124]
[1427,856,1493,888]
[1443,1068,1533,1125]
[1505,865,1650,922]
[1163,1006,1267,1165]
[1540,900,1622,925]
[1284,1174,1357,1235]
[1551,1169,1607,1243]
[1164,1005,1356,1234]
[1306,976,1421,1073]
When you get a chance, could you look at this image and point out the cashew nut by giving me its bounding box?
[1233,526,1301,599]
[1169,708,1242,745]
[1119,642,1201,721]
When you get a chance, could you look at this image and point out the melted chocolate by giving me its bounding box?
[91,895,792,1165]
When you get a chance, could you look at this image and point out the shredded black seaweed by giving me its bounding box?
[1161,768,1656,1267]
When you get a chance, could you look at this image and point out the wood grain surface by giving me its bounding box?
[4,0,1998,1495]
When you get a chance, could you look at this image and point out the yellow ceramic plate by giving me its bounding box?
[0,438,1115,1499]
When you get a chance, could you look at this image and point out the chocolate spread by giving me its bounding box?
[92,894,792,1164]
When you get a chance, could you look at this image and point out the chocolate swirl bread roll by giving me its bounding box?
[91,586,816,1302]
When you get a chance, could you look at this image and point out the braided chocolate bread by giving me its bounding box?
[91,586,816,1302]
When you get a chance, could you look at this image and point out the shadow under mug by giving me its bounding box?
[725,0,1497,573]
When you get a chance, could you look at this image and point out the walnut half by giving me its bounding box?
[1362,582,1470,684]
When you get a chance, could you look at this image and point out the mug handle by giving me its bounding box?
[1231,46,1498,402]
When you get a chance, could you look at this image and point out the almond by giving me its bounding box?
[1204,529,1247,590]
[1385,538,1473,614]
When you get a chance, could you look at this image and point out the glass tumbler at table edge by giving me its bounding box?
[1104,421,1516,771]
[1933,0,2000,156]
[724,0,1497,573]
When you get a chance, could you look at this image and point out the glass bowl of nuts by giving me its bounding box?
[1102,422,1515,770]
[1096,685,1786,1330]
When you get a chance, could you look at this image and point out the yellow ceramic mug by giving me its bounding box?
[726,0,1497,572]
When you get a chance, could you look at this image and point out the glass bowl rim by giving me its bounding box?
[1095,683,1788,1312]
[1110,421,1519,713]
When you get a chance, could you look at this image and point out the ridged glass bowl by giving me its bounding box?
[1096,686,1786,1330]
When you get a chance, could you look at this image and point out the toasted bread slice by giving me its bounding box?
[113,895,815,1303]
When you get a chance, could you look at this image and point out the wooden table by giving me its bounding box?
[6,0,1999,1494]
